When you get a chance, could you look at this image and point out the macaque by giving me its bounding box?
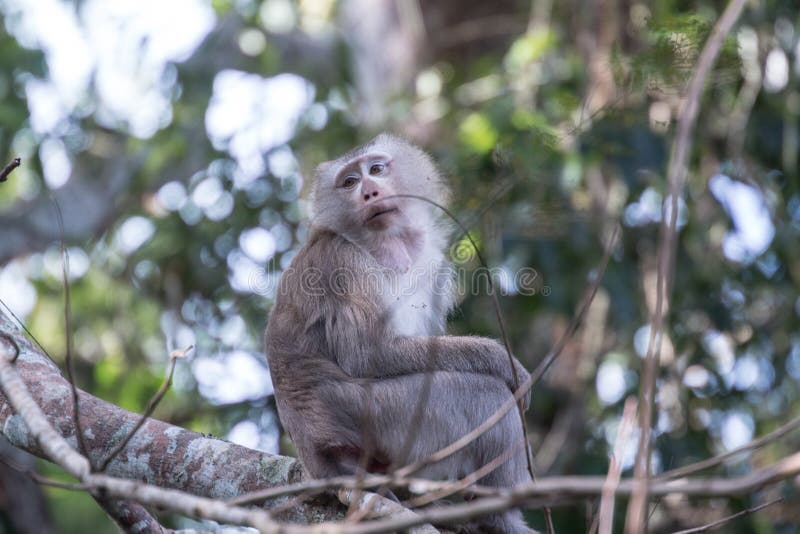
[265,134,534,533]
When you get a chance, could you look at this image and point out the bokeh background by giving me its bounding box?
[0,0,798,532]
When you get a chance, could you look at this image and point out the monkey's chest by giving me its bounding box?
[381,269,449,337]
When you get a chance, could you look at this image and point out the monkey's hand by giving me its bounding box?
[510,358,532,412]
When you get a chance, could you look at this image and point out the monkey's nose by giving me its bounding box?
[363,191,379,201]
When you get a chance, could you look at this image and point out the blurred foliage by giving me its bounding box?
[0,0,799,532]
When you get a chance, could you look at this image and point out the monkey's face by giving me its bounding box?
[311,134,450,242]
[337,151,404,232]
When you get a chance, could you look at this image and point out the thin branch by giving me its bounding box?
[257,488,319,516]
[86,473,277,532]
[228,471,503,507]
[0,298,55,363]
[404,436,528,508]
[0,338,91,479]
[671,497,783,534]
[0,454,89,491]
[527,224,619,389]
[308,458,800,534]
[228,474,371,505]
[29,448,800,507]
[659,413,800,480]
[98,346,192,471]
[28,474,89,492]
[51,197,90,463]
[346,381,379,520]
[0,157,20,182]
[626,1,748,532]
[598,397,637,534]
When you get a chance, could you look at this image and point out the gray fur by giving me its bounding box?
[265,134,534,533]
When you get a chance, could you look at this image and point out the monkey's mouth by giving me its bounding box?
[364,204,399,223]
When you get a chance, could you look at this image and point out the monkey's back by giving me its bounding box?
[264,228,380,458]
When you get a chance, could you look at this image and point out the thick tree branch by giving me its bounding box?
[0,309,340,525]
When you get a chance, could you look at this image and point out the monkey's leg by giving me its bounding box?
[365,371,535,534]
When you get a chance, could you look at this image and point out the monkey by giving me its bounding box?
[265,133,535,533]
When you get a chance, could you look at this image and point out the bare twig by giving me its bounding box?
[0,157,20,182]
[394,339,440,473]
[88,473,277,532]
[309,458,800,534]
[230,471,510,508]
[659,414,800,480]
[257,488,319,516]
[404,436,528,508]
[228,474,373,505]
[98,346,192,471]
[598,397,637,534]
[346,381,379,520]
[626,1,748,532]
[0,450,90,491]
[51,198,90,463]
[527,224,619,390]
[28,446,800,509]
[0,299,54,363]
[0,337,90,478]
[671,497,783,534]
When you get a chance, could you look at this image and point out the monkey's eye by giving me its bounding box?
[369,163,385,175]
[341,175,359,189]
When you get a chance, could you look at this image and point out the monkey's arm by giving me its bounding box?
[282,233,530,401]
[335,330,530,399]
